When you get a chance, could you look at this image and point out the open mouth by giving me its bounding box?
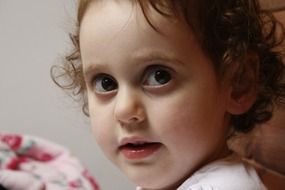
[119,142,162,160]
[120,142,161,150]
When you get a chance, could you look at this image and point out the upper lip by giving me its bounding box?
[119,136,158,147]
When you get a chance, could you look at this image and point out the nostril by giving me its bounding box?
[114,103,146,125]
[118,116,143,127]
[129,117,142,123]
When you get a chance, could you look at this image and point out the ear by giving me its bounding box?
[226,54,259,115]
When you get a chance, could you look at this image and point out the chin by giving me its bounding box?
[127,172,181,190]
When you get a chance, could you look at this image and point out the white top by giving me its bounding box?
[137,154,267,190]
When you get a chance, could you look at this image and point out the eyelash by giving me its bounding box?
[90,65,173,94]
[92,74,117,94]
[142,65,172,87]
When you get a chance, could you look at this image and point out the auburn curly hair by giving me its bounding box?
[51,0,285,132]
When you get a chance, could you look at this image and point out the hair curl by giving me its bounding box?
[51,0,285,132]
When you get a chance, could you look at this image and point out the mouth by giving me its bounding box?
[119,140,162,160]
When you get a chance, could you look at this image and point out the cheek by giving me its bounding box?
[152,104,206,144]
[150,98,214,134]
[89,112,119,164]
[149,104,194,151]
[90,114,109,141]
[88,101,116,155]
[149,92,227,150]
[148,102,223,177]
[88,95,111,133]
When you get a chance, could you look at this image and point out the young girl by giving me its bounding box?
[52,0,285,189]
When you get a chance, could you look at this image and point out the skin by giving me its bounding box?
[79,1,249,189]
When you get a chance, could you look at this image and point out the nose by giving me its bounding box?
[114,87,146,126]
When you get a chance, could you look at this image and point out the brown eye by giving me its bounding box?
[143,67,172,86]
[93,74,118,93]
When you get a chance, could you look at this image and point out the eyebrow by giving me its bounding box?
[83,62,108,80]
[131,50,185,66]
[83,50,184,78]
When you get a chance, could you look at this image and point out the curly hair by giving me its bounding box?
[51,0,285,132]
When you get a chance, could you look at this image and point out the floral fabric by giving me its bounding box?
[0,133,100,190]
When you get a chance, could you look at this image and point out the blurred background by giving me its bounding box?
[0,0,135,189]
[0,0,284,190]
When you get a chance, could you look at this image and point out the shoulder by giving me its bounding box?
[178,154,267,190]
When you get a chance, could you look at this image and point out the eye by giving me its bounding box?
[143,66,172,86]
[92,74,118,93]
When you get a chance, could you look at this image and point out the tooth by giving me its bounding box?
[128,142,145,146]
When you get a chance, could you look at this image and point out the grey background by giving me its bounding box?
[0,0,135,189]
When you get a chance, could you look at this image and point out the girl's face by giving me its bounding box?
[80,1,233,189]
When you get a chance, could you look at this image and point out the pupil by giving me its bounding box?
[102,77,116,91]
[155,70,170,84]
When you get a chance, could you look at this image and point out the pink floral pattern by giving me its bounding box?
[0,133,100,190]
[0,134,22,150]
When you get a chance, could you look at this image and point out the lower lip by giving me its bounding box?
[119,143,162,160]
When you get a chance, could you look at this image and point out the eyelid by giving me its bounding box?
[91,73,110,82]
[143,64,173,76]
[90,73,117,92]
[84,64,110,85]
[142,64,174,86]
[85,71,100,87]
[86,72,101,88]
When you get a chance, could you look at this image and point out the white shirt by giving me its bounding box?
[137,154,267,190]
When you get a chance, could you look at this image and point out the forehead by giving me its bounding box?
[79,1,198,63]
